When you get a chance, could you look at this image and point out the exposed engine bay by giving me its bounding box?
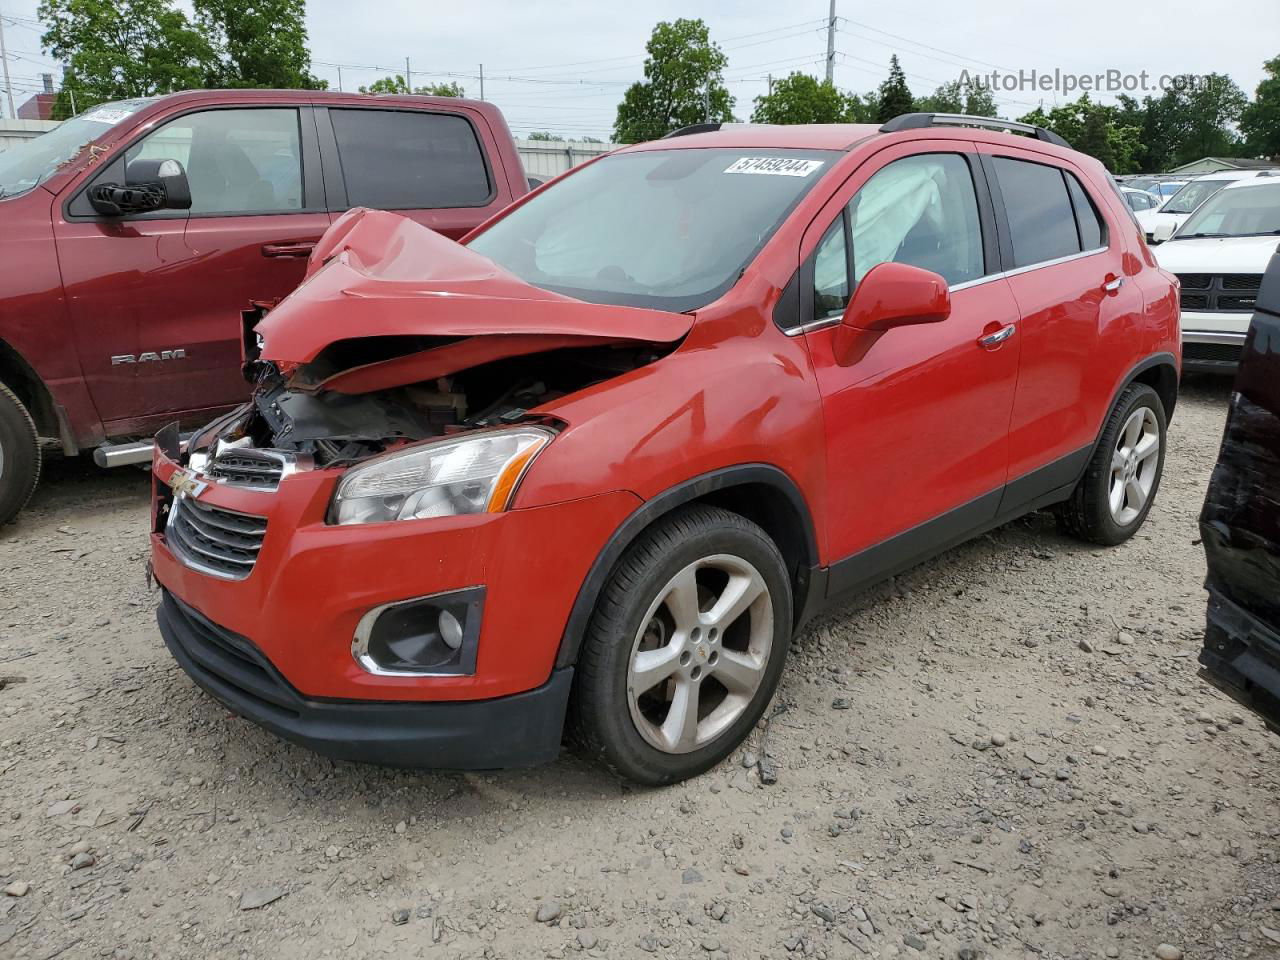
[199,343,667,469]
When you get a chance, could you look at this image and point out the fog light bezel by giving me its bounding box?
[351,587,484,677]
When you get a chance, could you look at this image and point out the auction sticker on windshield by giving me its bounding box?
[724,157,825,177]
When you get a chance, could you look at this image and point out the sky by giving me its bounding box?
[1,0,1278,141]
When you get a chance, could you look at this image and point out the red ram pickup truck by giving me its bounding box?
[0,89,529,525]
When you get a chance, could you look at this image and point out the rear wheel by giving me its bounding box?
[571,505,792,785]
[1057,383,1166,546]
[0,382,40,527]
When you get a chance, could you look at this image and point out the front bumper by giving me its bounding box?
[150,445,640,705]
[1180,319,1248,373]
[1200,587,1280,735]
[158,590,574,767]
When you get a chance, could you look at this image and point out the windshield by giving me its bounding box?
[467,148,839,312]
[1156,181,1186,198]
[1162,179,1230,215]
[0,100,151,200]
[1176,184,1280,238]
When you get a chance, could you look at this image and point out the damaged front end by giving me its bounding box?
[179,208,690,513]
[1199,250,1280,735]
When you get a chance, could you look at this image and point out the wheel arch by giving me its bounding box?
[1128,353,1179,423]
[554,464,820,669]
[0,339,72,451]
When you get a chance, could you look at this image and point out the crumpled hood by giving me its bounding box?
[254,209,692,392]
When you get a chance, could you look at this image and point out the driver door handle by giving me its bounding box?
[977,324,1016,349]
[262,240,316,258]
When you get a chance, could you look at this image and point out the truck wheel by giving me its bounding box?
[0,382,41,526]
[571,505,792,785]
[1057,383,1166,546]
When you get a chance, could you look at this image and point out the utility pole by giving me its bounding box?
[405,57,412,93]
[479,63,484,100]
[337,65,343,92]
[0,2,16,121]
[825,0,837,85]
[704,82,711,122]
[767,73,774,96]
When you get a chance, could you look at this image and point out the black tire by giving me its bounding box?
[0,382,40,527]
[1057,383,1166,546]
[570,504,793,786]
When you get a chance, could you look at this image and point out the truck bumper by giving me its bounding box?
[1199,587,1280,736]
[158,590,575,768]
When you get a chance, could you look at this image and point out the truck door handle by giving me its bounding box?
[977,324,1016,349]
[261,241,316,258]
[1103,275,1125,292]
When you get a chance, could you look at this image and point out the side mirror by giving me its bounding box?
[833,261,951,366]
[88,158,192,217]
[1149,221,1177,245]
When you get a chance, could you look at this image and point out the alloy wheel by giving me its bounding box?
[1109,406,1160,526]
[626,554,774,755]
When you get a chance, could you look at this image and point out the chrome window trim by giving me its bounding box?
[785,245,1109,337]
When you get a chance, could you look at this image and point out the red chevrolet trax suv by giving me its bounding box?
[0,89,527,526]
[149,114,1180,785]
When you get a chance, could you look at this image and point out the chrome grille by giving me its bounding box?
[203,449,290,491]
[166,498,267,580]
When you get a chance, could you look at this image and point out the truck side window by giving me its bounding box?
[125,108,303,216]
[328,109,492,210]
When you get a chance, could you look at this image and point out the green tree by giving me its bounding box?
[914,78,997,117]
[1241,55,1280,158]
[194,0,323,89]
[526,131,565,141]
[751,72,858,124]
[876,55,914,123]
[613,18,734,143]
[1017,96,1141,172]
[40,0,215,116]
[358,75,464,97]
[1167,73,1248,164]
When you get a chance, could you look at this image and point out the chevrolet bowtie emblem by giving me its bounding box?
[166,467,208,499]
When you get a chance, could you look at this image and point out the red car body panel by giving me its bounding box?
[146,121,1181,768]
[0,90,527,451]
[256,209,693,376]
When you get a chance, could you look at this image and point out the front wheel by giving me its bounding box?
[571,505,793,785]
[1057,382,1167,546]
[0,382,40,527]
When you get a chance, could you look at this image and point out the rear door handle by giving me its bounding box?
[977,324,1016,349]
[261,240,316,258]
[1103,275,1125,292]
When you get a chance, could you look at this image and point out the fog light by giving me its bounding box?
[352,588,483,676]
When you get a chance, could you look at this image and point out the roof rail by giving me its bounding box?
[880,113,1072,149]
[663,122,726,139]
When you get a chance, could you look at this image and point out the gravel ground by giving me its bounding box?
[1,376,1278,960]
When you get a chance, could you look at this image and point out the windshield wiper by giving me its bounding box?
[1173,232,1228,239]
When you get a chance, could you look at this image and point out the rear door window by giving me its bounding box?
[992,157,1081,267]
[1065,173,1106,250]
[329,108,492,210]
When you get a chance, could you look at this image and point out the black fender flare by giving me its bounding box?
[553,463,819,669]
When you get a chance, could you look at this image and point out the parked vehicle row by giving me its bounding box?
[1153,178,1280,372]
[0,90,531,525]
[1138,169,1278,245]
[147,112,1180,783]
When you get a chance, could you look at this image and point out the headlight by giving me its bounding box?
[330,427,552,525]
